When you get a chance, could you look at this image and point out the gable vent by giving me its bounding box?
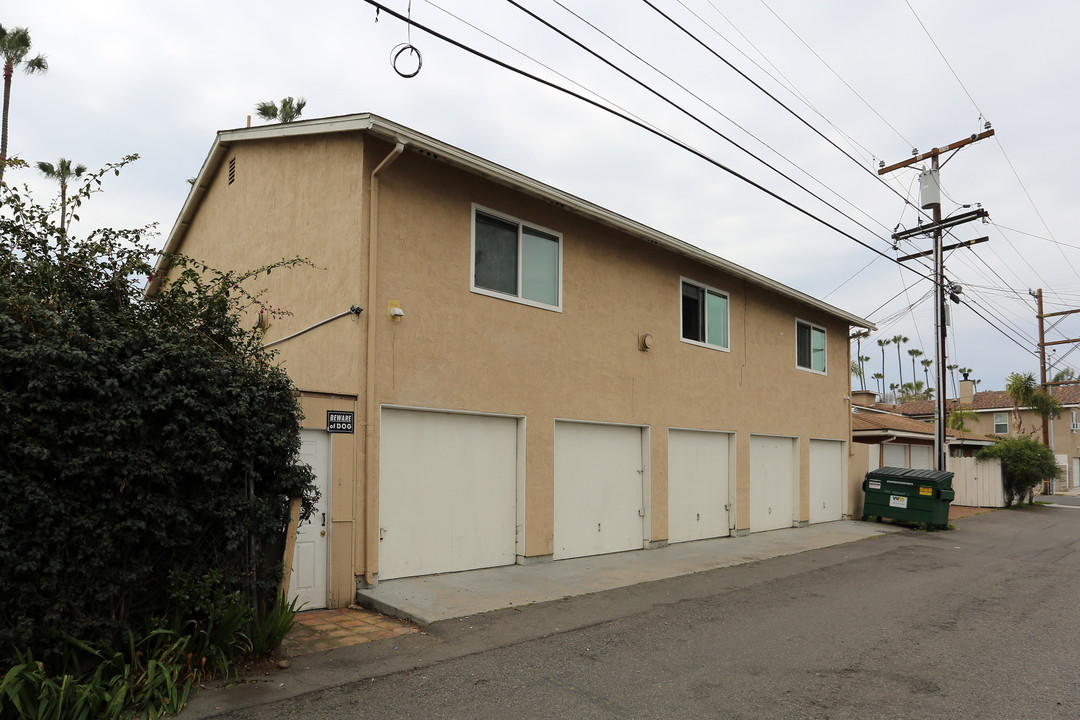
[228,157,236,185]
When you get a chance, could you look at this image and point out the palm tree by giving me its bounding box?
[908,348,923,385]
[871,372,884,396]
[858,355,871,391]
[36,158,86,233]
[947,364,959,397]
[877,338,891,390]
[1052,368,1076,384]
[0,25,47,185]
[255,96,306,123]
[947,407,978,432]
[921,358,933,389]
[1005,371,1062,436]
[892,335,908,386]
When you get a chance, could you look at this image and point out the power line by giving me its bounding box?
[639,0,932,222]
[755,0,915,150]
[547,0,892,237]
[503,0,895,246]
[363,0,933,282]
[696,0,883,166]
[423,0,665,136]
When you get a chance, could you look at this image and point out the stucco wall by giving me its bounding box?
[367,138,851,553]
[173,130,857,601]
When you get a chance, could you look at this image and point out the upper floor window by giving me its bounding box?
[681,279,729,351]
[796,320,826,373]
[994,412,1008,434]
[472,206,561,311]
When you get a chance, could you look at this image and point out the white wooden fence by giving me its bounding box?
[948,456,1005,507]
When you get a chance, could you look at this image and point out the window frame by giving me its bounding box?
[993,412,1008,434]
[795,319,827,374]
[679,277,730,352]
[470,204,563,312]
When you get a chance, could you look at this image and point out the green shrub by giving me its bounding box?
[0,632,197,720]
[0,160,316,671]
[976,435,1062,506]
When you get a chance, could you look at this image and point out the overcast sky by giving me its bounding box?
[8,0,1080,395]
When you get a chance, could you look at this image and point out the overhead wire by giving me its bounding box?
[503,0,897,247]
[696,0,882,166]
[754,0,915,150]
[423,0,665,135]
[362,0,935,283]
[546,0,893,237]
[904,0,1080,287]
[638,0,933,222]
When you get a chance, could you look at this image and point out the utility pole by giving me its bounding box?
[1031,288,1080,447]
[879,127,994,471]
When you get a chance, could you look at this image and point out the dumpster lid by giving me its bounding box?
[866,466,954,483]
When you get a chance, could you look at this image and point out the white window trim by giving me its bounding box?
[470,203,563,312]
[795,318,827,375]
[679,277,730,353]
[993,412,1009,434]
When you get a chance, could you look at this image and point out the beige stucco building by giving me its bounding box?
[160,113,874,609]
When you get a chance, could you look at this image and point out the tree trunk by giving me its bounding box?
[1,62,13,185]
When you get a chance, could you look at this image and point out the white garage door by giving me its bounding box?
[554,422,644,560]
[910,445,933,470]
[750,435,796,532]
[882,443,908,468]
[809,439,844,524]
[289,430,330,609]
[379,408,518,580]
[668,429,731,543]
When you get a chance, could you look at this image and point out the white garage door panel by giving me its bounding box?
[910,445,932,470]
[380,409,517,580]
[289,431,330,609]
[750,435,796,532]
[554,422,643,560]
[883,443,908,468]
[668,430,731,543]
[809,439,844,524]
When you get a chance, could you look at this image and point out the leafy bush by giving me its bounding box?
[976,435,1062,506]
[0,160,316,672]
[0,631,196,720]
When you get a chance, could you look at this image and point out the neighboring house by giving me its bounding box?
[158,113,874,610]
[850,390,995,468]
[887,379,1080,492]
[848,392,1002,509]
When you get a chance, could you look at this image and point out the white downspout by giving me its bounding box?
[364,141,405,587]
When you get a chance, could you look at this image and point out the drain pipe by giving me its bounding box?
[364,141,405,587]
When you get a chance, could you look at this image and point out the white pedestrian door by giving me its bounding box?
[288,430,330,610]
[809,439,844,524]
[750,435,796,532]
[554,422,644,560]
[668,429,731,543]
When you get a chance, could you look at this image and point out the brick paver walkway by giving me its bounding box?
[280,607,417,657]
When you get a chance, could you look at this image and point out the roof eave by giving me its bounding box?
[157,112,875,328]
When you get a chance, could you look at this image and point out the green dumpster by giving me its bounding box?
[861,466,955,528]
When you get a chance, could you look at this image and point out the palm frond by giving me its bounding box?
[254,101,279,121]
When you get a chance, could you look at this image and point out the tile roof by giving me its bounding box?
[883,384,1080,417]
[851,409,995,443]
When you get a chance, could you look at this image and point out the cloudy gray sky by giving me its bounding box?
[8,0,1080,395]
